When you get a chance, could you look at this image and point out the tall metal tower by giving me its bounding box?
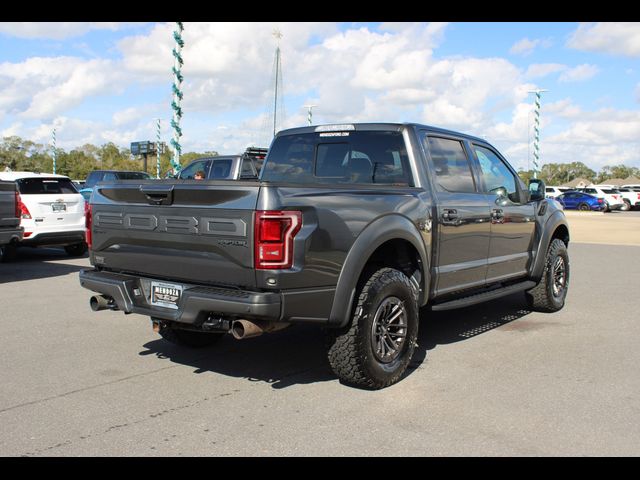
[528,89,548,179]
[259,28,286,146]
[271,28,285,137]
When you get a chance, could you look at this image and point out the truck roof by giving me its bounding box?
[275,122,488,144]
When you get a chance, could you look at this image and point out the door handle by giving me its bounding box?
[491,209,504,221]
[441,209,458,222]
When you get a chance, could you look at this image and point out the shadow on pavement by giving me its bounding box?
[408,292,532,372]
[0,247,88,283]
[139,292,533,390]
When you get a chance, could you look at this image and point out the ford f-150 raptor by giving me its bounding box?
[79,123,570,389]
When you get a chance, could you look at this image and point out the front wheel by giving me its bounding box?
[326,267,419,389]
[526,239,570,312]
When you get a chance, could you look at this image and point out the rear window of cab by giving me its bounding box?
[261,131,413,186]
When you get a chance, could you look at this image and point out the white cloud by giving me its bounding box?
[525,63,566,79]
[510,37,552,56]
[567,22,640,57]
[0,22,146,40]
[558,64,599,83]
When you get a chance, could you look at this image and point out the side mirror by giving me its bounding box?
[528,178,546,202]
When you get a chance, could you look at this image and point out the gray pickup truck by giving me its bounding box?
[176,147,268,180]
[0,180,23,261]
[80,123,570,389]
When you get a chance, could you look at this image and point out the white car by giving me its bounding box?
[580,186,624,212]
[0,172,87,256]
[598,184,640,211]
[545,186,571,198]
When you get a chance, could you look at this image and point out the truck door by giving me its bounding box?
[421,134,492,295]
[471,144,536,283]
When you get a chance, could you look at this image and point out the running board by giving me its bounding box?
[430,281,536,311]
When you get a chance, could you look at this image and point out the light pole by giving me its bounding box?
[303,105,317,126]
[156,118,162,179]
[51,128,57,174]
[528,89,549,179]
[170,22,184,176]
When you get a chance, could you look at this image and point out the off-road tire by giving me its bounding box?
[157,323,224,348]
[64,242,88,257]
[326,267,419,390]
[526,239,569,312]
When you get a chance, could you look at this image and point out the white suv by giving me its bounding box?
[598,184,640,211]
[580,186,624,212]
[0,172,87,256]
[545,186,571,198]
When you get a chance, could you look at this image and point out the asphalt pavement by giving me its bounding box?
[1,237,639,456]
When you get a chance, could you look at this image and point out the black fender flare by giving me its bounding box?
[327,214,430,328]
[530,210,570,282]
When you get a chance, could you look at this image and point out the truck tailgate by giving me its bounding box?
[90,180,259,288]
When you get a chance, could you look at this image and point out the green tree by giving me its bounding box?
[595,164,640,184]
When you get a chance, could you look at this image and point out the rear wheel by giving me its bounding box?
[0,244,17,262]
[526,239,569,312]
[578,203,590,211]
[64,242,88,256]
[156,321,224,348]
[326,267,419,389]
[621,199,631,211]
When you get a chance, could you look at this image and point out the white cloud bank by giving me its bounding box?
[567,22,640,57]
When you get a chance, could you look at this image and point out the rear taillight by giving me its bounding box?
[254,210,302,270]
[597,198,603,203]
[14,191,20,219]
[637,193,640,200]
[16,192,32,220]
[85,202,92,249]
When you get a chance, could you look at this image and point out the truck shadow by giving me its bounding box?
[139,292,533,390]
[408,292,532,372]
[0,247,88,283]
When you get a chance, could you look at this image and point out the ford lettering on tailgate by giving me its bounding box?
[94,212,247,237]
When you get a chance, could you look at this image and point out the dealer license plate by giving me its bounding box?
[150,281,183,309]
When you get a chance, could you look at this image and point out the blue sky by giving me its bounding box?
[1,22,639,172]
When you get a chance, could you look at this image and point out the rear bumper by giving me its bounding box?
[79,269,335,326]
[0,227,23,245]
[21,230,85,247]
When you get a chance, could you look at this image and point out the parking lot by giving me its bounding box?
[1,212,640,456]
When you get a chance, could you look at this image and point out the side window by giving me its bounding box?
[179,160,209,179]
[210,159,233,179]
[85,172,102,188]
[102,172,117,181]
[425,136,476,193]
[473,145,519,203]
